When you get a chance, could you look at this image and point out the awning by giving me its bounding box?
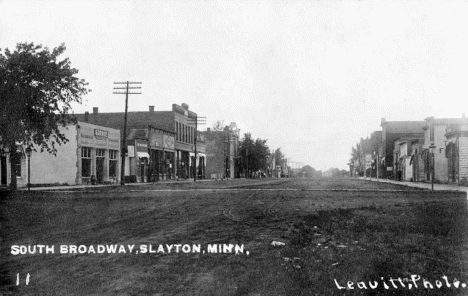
[137,151,150,159]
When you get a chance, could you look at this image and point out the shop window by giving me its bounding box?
[15,159,22,177]
[96,149,106,157]
[81,147,92,177]
[109,150,118,178]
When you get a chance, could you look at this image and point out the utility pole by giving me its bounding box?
[113,81,142,185]
[429,144,436,191]
[188,116,206,182]
[376,153,379,180]
[223,129,228,179]
[246,148,249,178]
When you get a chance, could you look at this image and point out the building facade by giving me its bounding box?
[357,131,382,178]
[122,127,176,182]
[445,119,468,185]
[0,121,120,187]
[76,103,206,182]
[380,118,425,179]
[202,122,240,179]
[421,117,468,183]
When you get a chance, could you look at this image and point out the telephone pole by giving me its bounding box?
[113,81,142,185]
[188,116,206,182]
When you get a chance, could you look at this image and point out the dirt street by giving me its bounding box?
[1,178,467,295]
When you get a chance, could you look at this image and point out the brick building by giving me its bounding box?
[202,122,240,179]
[75,103,206,182]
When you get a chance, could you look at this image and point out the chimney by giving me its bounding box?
[84,111,89,122]
[381,118,386,125]
[149,105,154,112]
[93,107,98,114]
[463,113,466,119]
[181,103,189,110]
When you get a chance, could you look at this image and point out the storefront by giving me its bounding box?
[149,128,176,181]
[0,121,120,187]
[77,123,121,185]
[189,152,206,179]
[176,150,190,179]
[135,139,149,182]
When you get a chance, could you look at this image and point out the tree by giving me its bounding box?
[0,43,89,189]
[212,120,225,131]
[301,165,316,178]
[274,148,284,168]
[326,167,348,178]
[349,143,363,176]
[238,133,270,177]
[253,138,270,172]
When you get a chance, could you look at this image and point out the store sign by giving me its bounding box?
[127,145,135,157]
[136,140,148,152]
[81,133,94,139]
[94,129,108,138]
[163,135,175,149]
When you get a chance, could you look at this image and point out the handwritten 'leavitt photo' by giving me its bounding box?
[1,1,467,295]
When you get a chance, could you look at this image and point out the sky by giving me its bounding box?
[1,0,467,171]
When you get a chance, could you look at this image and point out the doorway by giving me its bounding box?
[96,157,105,184]
[1,156,7,186]
[96,149,106,184]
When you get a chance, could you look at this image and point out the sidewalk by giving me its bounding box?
[18,178,216,191]
[364,177,468,192]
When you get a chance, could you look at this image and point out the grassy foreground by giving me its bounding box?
[1,178,467,295]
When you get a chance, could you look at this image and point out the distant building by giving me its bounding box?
[380,118,425,179]
[410,139,425,182]
[358,131,382,177]
[202,123,240,179]
[393,136,423,181]
[0,121,120,187]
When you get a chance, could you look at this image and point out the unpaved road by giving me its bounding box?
[2,178,467,296]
